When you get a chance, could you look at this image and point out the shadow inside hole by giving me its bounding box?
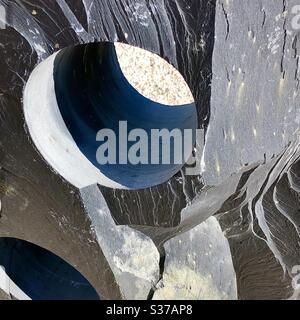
[54,42,197,190]
[0,238,100,300]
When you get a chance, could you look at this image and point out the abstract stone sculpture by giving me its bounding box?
[0,0,299,300]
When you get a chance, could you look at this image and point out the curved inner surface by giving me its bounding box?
[54,42,197,190]
[0,238,99,300]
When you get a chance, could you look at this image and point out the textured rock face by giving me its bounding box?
[153,217,237,300]
[203,0,300,186]
[203,0,300,299]
[0,0,299,300]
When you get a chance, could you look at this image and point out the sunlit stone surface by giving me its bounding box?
[203,0,300,186]
[0,0,299,300]
[153,217,237,300]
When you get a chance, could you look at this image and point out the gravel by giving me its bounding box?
[115,43,194,106]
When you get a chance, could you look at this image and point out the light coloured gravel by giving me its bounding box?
[115,43,194,106]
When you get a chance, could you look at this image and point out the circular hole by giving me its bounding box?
[24,42,197,190]
[0,238,99,300]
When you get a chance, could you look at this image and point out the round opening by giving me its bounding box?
[24,42,197,190]
[0,238,99,300]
